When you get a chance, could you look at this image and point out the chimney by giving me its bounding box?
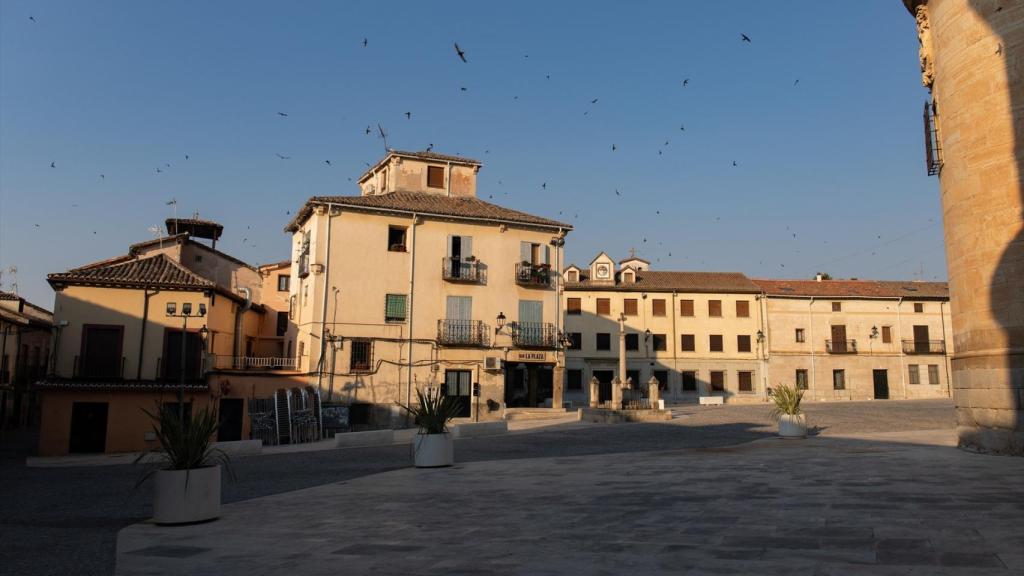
[815,273,823,282]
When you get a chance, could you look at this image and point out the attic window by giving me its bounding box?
[567,270,578,283]
[388,226,407,252]
[623,271,634,283]
[427,166,445,189]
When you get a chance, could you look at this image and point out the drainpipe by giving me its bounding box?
[138,288,159,380]
[671,290,678,399]
[445,162,453,197]
[316,208,334,391]
[808,297,815,395]
[234,287,253,367]
[897,297,906,399]
[407,212,419,415]
[758,293,769,399]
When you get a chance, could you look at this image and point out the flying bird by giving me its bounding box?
[732,160,738,167]
[405,111,411,119]
[365,126,372,135]
[34,223,40,227]
[612,144,617,151]
[324,160,332,166]
[741,33,752,43]
[615,189,621,196]
[682,78,689,87]
[426,143,434,151]
[50,161,55,168]
[542,182,547,189]
[156,167,163,173]
[277,112,288,117]
[29,16,35,22]
[275,153,291,160]
[794,79,800,86]
[100,174,105,179]
[184,154,189,160]
[362,38,368,47]
[460,87,467,92]
[590,98,598,104]
[680,124,685,131]
[454,42,467,63]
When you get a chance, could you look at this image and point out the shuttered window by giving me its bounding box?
[681,371,697,391]
[708,300,722,317]
[832,302,842,312]
[833,369,846,390]
[795,369,808,390]
[736,300,750,318]
[446,296,472,321]
[737,335,751,353]
[680,299,694,317]
[710,371,725,391]
[680,334,695,352]
[653,370,669,391]
[567,298,582,315]
[568,332,582,350]
[914,302,924,313]
[385,294,407,322]
[596,333,611,351]
[795,328,805,343]
[625,334,639,351]
[623,299,638,316]
[652,334,667,352]
[882,326,892,343]
[596,298,611,316]
[908,364,920,385]
[652,299,666,316]
[709,334,723,352]
[427,165,445,188]
[928,364,940,385]
[738,371,753,393]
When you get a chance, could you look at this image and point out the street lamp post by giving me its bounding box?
[166,301,207,428]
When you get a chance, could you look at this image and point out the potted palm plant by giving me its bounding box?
[400,388,462,467]
[136,404,232,524]
[769,384,807,438]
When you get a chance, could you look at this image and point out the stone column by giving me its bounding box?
[904,1,1024,454]
[648,376,660,409]
[617,314,627,403]
[551,364,564,410]
[589,377,600,408]
[612,377,623,410]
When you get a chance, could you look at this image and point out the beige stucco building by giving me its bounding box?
[562,254,953,406]
[36,220,299,456]
[903,1,1024,454]
[285,150,572,426]
[758,278,952,402]
[1,291,53,429]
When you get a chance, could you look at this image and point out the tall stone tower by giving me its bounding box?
[904,0,1023,454]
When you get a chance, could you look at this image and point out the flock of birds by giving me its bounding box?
[20,13,948,284]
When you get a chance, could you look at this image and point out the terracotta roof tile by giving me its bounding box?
[0,290,20,301]
[34,377,208,391]
[754,278,949,299]
[567,270,761,294]
[388,149,481,165]
[285,192,572,232]
[48,254,216,291]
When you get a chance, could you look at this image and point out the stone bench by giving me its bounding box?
[699,396,725,406]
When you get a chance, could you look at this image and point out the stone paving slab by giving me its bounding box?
[116,429,1024,576]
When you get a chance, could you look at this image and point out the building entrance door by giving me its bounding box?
[592,370,614,403]
[831,325,848,353]
[69,402,108,453]
[504,364,553,407]
[444,370,472,417]
[873,369,890,400]
[218,398,244,442]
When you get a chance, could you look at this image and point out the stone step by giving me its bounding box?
[503,408,569,421]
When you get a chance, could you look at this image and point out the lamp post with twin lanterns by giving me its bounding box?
[165,301,209,428]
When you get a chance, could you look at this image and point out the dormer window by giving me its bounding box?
[623,271,635,283]
[427,166,445,189]
[567,270,578,283]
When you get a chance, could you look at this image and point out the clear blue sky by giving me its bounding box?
[0,0,942,306]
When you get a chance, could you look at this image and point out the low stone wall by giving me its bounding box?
[451,421,508,438]
[578,408,673,423]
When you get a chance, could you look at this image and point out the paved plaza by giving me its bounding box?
[5,399,1021,576]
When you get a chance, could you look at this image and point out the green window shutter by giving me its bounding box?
[385,294,406,321]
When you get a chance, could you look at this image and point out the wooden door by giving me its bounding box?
[913,325,930,353]
[69,402,108,453]
[831,325,847,353]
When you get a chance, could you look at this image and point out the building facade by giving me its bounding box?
[903,0,1024,454]
[0,291,53,429]
[562,254,953,406]
[758,278,953,402]
[36,220,298,456]
[285,150,572,425]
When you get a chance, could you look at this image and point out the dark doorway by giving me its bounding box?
[592,370,614,403]
[913,325,931,353]
[80,325,123,379]
[69,402,108,453]
[681,371,698,392]
[218,398,244,442]
[504,364,554,407]
[444,370,472,417]
[873,369,890,400]
[163,330,204,381]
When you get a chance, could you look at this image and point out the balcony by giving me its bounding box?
[902,339,946,355]
[72,355,126,380]
[437,320,491,347]
[826,339,858,354]
[211,355,298,370]
[515,262,553,288]
[511,322,558,349]
[441,257,486,284]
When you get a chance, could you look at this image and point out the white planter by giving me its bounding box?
[412,432,453,468]
[778,414,808,438]
[152,465,221,525]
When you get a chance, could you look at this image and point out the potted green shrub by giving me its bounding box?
[769,384,807,438]
[135,404,232,524]
[399,388,462,467]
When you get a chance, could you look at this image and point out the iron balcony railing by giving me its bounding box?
[902,339,946,355]
[441,257,485,284]
[515,263,553,288]
[72,355,126,380]
[511,321,558,349]
[825,339,858,354]
[437,320,491,347]
[211,355,298,370]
